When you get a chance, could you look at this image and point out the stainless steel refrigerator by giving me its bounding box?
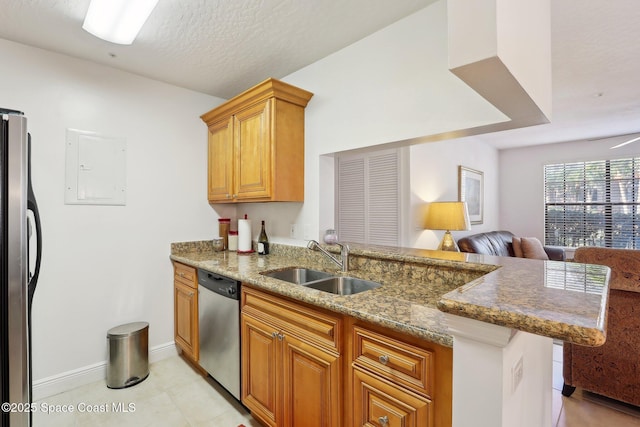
[0,109,42,427]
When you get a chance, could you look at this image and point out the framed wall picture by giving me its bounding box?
[458,166,484,224]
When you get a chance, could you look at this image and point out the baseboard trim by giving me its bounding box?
[33,342,178,401]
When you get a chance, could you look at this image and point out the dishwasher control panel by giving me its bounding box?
[198,270,240,300]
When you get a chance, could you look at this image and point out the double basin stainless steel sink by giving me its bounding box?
[261,267,381,296]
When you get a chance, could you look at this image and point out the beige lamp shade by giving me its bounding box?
[424,202,471,251]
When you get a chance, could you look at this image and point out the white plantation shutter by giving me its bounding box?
[337,157,365,242]
[337,149,401,245]
[368,152,399,245]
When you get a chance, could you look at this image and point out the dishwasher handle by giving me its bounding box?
[198,269,240,300]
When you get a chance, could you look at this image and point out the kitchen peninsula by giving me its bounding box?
[170,241,609,427]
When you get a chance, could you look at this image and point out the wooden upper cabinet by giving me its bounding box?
[234,99,272,200]
[207,117,233,201]
[201,78,313,203]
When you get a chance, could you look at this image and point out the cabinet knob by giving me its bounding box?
[179,272,185,277]
[379,355,390,365]
[378,415,389,426]
[272,331,278,339]
[226,194,230,199]
[277,333,284,341]
[232,194,237,198]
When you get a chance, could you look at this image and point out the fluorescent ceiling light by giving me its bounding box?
[82,0,159,45]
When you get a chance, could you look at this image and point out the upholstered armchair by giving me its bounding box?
[562,247,640,406]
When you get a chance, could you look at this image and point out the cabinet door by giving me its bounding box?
[282,334,342,427]
[242,313,279,427]
[234,99,272,200]
[174,280,198,361]
[207,117,234,201]
[352,368,431,427]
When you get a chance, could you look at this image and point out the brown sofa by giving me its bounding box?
[562,247,640,407]
[457,230,565,261]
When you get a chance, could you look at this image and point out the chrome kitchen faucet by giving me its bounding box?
[307,240,350,272]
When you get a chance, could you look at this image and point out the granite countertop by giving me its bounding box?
[170,241,610,348]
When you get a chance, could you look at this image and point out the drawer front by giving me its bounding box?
[353,368,432,427]
[242,286,341,353]
[353,326,433,396]
[174,262,197,288]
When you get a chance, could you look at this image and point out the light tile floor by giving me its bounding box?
[33,345,640,426]
[33,356,259,427]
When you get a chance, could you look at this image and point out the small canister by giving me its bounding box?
[218,218,230,249]
[228,231,238,251]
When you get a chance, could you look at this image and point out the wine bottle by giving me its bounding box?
[258,220,269,255]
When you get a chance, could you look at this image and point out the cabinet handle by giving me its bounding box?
[272,332,278,339]
[379,355,390,365]
[232,194,237,198]
[277,333,284,341]
[378,415,389,426]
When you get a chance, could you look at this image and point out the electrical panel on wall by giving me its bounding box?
[64,129,127,205]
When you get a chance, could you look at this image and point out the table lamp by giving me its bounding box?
[425,201,471,251]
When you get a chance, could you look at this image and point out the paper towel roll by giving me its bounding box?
[238,219,253,252]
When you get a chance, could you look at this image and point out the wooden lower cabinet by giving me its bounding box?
[241,287,342,427]
[173,262,198,363]
[242,314,278,426]
[282,333,341,427]
[349,322,452,427]
[352,368,431,427]
[241,286,452,427]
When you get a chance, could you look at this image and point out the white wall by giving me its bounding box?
[0,39,224,383]
[242,0,507,244]
[410,137,500,249]
[499,135,640,240]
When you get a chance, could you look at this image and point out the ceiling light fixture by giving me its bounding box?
[82,0,159,45]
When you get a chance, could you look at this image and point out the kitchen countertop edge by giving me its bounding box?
[170,242,609,348]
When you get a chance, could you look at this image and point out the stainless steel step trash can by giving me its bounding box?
[106,321,149,389]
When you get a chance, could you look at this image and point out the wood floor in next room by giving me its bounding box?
[33,344,640,426]
[552,343,640,427]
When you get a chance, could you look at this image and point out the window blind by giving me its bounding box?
[544,157,640,249]
[336,149,400,245]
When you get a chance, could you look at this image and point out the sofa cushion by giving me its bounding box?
[457,230,515,257]
[521,237,549,260]
[512,237,524,257]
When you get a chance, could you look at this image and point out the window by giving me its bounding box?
[544,157,640,249]
[336,149,404,246]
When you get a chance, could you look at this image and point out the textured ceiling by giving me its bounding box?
[0,0,435,99]
[0,0,639,149]
[475,0,640,149]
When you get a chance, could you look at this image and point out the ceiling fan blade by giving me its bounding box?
[610,135,640,149]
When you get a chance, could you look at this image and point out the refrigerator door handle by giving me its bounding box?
[27,201,41,290]
[27,134,41,297]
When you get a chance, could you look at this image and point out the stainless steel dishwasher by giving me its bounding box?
[198,269,241,400]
